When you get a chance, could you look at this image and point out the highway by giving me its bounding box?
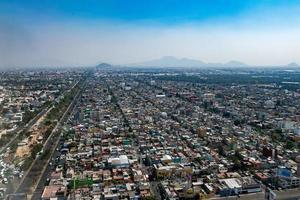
[6,80,83,200]
[30,81,85,200]
[0,80,80,156]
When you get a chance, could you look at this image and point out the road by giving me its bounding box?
[6,81,83,200]
[0,80,80,156]
[0,108,48,155]
[0,107,52,197]
[150,181,161,200]
[1,90,77,198]
[210,188,300,200]
[276,188,300,200]
[106,80,163,200]
[30,82,85,200]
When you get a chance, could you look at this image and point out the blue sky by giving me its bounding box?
[1,0,300,66]
[1,0,298,25]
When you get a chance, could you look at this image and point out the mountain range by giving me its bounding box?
[96,56,299,69]
[127,56,249,68]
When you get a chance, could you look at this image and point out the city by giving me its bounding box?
[1,0,300,199]
[0,66,299,199]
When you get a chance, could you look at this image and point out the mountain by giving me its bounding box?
[127,56,248,68]
[286,62,299,68]
[129,56,206,68]
[224,60,248,67]
[96,63,113,69]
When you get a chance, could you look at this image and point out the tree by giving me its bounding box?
[286,140,296,150]
[23,110,37,123]
[31,143,43,159]
[142,196,156,200]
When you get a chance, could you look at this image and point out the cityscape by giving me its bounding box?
[0,66,299,199]
[1,0,300,200]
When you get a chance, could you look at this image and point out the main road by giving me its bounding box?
[6,79,85,200]
[29,80,87,200]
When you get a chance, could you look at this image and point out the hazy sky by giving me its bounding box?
[1,0,300,67]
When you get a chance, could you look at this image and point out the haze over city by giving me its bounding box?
[2,1,300,200]
[1,0,300,67]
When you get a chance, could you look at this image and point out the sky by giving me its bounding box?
[1,0,300,67]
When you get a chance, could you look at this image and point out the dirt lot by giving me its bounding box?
[14,108,53,159]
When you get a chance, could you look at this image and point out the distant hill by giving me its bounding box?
[225,60,248,67]
[127,56,248,68]
[286,62,299,68]
[96,63,113,69]
[129,56,206,68]
[96,58,300,69]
